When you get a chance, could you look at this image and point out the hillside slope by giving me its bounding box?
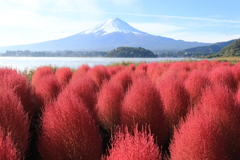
[105,47,157,57]
[217,38,240,56]
[180,40,235,56]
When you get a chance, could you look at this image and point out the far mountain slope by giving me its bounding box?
[180,39,235,56]
[217,38,240,56]
[0,18,210,52]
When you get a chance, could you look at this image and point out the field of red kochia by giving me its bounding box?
[1,60,240,159]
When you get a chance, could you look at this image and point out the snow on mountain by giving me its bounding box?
[79,18,148,36]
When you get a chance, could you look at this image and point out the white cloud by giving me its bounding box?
[0,7,101,46]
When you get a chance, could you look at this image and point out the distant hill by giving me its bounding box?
[180,40,235,57]
[217,38,240,56]
[105,47,157,57]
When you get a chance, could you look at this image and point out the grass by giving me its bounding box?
[214,56,240,64]
[107,58,199,67]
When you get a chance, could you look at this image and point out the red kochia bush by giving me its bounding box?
[184,70,211,107]
[121,76,167,146]
[169,61,190,72]
[70,64,90,81]
[107,65,125,76]
[38,92,102,160]
[231,63,240,86]
[33,74,61,110]
[209,66,237,91]
[127,64,136,71]
[103,125,161,160]
[31,66,54,87]
[236,86,240,105]
[195,60,212,71]
[197,84,240,159]
[0,131,19,160]
[0,87,29,160]
[0,68,34,119]
[170,84,240,159]
[110,69,132,92]
[55,67,72,87]
[88,65,110,88]
[134,62,148,75]
[147,62,158,78]
[170,110,228,160]
[62,74,98,116]
[157,72,189,132]
[96,81,125,131]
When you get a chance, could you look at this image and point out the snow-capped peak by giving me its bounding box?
[79,18,148,36]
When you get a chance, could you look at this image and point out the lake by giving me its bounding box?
[0,57,191,71]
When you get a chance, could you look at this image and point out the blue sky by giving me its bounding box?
[1,0,240,46]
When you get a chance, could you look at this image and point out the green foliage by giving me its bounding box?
[21,68,36,81]
[218,39,240,56]
[179,40,235,57]
[205,39,240,58]
[105,47,157,58]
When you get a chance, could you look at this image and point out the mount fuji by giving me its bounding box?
[0,18,210,52]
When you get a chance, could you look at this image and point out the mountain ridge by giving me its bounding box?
[217,38,240,56]
[0,18,210,52]
[180,39,235,56]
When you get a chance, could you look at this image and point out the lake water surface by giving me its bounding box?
[0,57,190,71]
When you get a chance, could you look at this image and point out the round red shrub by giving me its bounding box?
[126,64,136,71]
[31,66,54,88]
[61,74,98,116]
[107,65,125,76]
[147,62,158,78]
[231,63,240,86]
[135,63,148,75]
[196,60,212,71]
[33,74,61,110]
[170,84,240,159]
[157,72,190,133]
[96,81,125,131]
[110,69,132,92]
[55,67,72,87]
[170,110,228,160]
[70,64,90,82]
[236,86,240,105]
[209,66,237,91]
[88,65,110,89]
[121,76,167,146]
[197,84,240,159]
[0,87,30,159]
[184,70,211,107]
[0,68,34,119]
[132,63,148,79]
[149,66,168,84]
[38,91,102,160]
[103,125,161,160]
[0,131,19,160]
[169,61,190,72]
